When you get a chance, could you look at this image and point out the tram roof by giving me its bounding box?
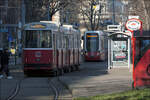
[60,25,79,34]
[23,21,60,31]
[133,30,150,37]
[108,31,131,37]
[84,30,105,35]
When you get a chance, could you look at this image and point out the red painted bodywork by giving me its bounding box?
[133,37,150,88]
[23,50,56,71]
[84,52,101,61]
[133,50,150,87]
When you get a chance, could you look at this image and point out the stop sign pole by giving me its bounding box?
[125,18,142,85]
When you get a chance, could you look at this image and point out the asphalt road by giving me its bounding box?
[0,60,132,99]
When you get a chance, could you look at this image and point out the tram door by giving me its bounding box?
[108,33,131,68]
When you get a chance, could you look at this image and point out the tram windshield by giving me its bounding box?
[86,33,99,52]
[25,30,52,48]
[135,37,150,64]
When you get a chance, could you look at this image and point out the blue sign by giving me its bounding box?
[8,36,13,42]
[8,27,13,42]
[0,29,8,32]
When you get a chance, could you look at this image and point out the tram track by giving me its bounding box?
[3,76,72,100]
[48,77,73,100]
[5,78,24,100]
[48,78,59,100]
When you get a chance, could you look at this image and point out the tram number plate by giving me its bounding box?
[35,51,41,57]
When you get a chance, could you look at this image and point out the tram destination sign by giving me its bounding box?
[30,24,46,29]
[125,18,142,32]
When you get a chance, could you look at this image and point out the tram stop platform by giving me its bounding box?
[59,67,132,98]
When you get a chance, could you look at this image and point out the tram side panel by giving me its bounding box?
[69,48,74,66]
[56,33,63,72]
[68,35,74,67]
[56,49,62,70]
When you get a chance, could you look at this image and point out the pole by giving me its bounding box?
[128,38,130,69]
[108,39,110,69]
[112,0,115,24]
[21,0,25,25]
[66,12,69,23]
[48,4,50,21]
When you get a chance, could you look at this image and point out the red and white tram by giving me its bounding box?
[132,30,150,88]
[22,21,81,76]
[83,31,107,61]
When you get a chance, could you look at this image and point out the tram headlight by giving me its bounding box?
[85,52,88,56]
[84,51,88,56]
[97,52,100,56]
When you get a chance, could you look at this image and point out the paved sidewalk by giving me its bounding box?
[59,67,132,98]
[9,56,22,70]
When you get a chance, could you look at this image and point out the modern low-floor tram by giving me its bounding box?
[83,31,108,61]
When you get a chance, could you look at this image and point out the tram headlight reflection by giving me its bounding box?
[97,52,100,56]
[85,52,88,56]
[25,58,28,63]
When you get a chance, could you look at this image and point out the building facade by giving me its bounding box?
[0,0,24,49]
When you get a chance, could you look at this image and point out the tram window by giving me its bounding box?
[77,36,79,48]
[25,30,52,48]
[56,34,59,49]
[141,39,150,51]
[135,38,150,61]
[71,37,73,48]
[25,30,38,48]
[63,36,66,49]
[101,37,104,50]
[69,37,72,48]
[59,35,61,48]
[74,36,77,48]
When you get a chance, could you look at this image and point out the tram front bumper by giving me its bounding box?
[24,64,53,70]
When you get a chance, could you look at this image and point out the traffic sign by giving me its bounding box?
[125,18,142,32]
[8,36,13,42]
[128,16,139,19]
[107,25,121,31]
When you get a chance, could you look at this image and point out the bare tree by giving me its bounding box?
[43,0,70,21]
[80,0,103,30]
[25,0,71,22]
